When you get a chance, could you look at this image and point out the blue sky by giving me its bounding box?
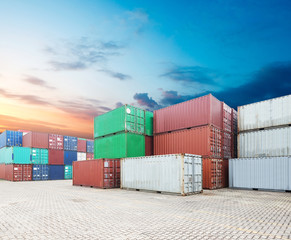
[0,0,291,137]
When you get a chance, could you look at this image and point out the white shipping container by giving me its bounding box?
[238,126,291,158]
[121,154,202,195]
[77,152,86,161]
[238,94,291,132]
[229,157,291,191]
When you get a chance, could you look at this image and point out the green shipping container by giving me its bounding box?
[94,105,145,138]
[64,165,72,179]
[94,132,145,159]
[2,147,31,164]
[31,148,48,164]
[145,111,153,136]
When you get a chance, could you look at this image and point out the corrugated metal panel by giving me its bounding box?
[223,103,232,133]
[121,154,202,195]
[154,94,223,134]
[86,140,94,153]
[64,165,72,179]
[86,153,94,160]
[238,126,291,158]
[73,159,120,188]
[154,125,222,158]
[94,105,145,138]
[31,148,48,164]
[48,149,64,165]
[238,94,291,132]
[23,132,49,149]
[5,164,22,181]
[77,152,86,161]
[1,147,31,164]
[64,151,77,165]
[22,165,32,181]
[63,136,78,151]
[229,157,291,191]
[48,134,63,150]
[49,165,64,180]
[77,138,87,152]
[0,164,5,179]
[145,111,153,136]
[32,165,42,180]
[145,136,153,156]
[0,130,23,148]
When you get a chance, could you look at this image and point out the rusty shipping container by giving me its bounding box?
[0,164,5,179]
[48,134,63,150]
[202,158,228,189]
[154,94,223,134]
[22,165,32,181]
[154,125,222,158]
[145,136,153,156]
[48,149,64,165]
[23,132,49,149]
[5,164,23,181]
[77,138,87,152]
[73,159,120,189]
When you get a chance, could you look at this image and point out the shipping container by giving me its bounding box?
[73,159,120,188]
[238,94,291,132]
[94,105,145,138]
[223,103,232,133]
[232,109,238,134]
[23,132,49,149]
[238,126,291,158]
[145,136,153,156]
[94,132,145,159]
[49,165,64,180]
[77,138,87,152]
[48,134,63,150]
[0,164,5,179]
[229,157,291,191]
[86,153,94,160]
[145,111,153,136]
[64,151,77,165]
[32,165,49,181]
[222,131,232,159]
[154,94,223,134]
[154,125,222,158]
[0,147,31,164]
[203,158,228,189]
[0,130,23,148]
[77,152,86,161]
[63,136,78,151]
[121,154,202,195]
[48,149,64,165]
[5,164,22,181]
[31,148,48,164]
[22,164,32,181]
[64,165,72,179]
[86,140,94,153]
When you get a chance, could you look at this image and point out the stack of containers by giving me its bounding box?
[48,134,64,180]
[74,105,153,189]
[63,136,77,179]
[154,94,237,189]
[86,140,94,160]
[229,94,291,191]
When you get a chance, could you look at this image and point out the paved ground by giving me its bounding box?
[0,180,290,240]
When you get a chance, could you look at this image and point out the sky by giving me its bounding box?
[0,0,291,138]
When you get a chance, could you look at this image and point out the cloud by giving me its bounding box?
[161,65,219,85]
[99,69,132,81]
[46,38,125,71]
[115,102,123,108]
[159,90,196,106]
[24,76,56,89]
[126,9,149,23]
[133,93,160,110]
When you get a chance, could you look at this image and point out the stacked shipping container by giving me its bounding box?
[230,94,291,191]
[153,94,237,189]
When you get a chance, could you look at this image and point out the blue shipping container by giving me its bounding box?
[64,151,77,165]
[49,165,64,180]
[33,165,49,181]
[86,140,94,153]
[64,136,77,151]
[0,130,23,149]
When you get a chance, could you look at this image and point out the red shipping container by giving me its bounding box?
[0,164,5,179]
[23,132,49,148]
[222,103,232,133]
[154,125,222,158]
[145,136,153,156]
[48,149,64,165]
[77,138,86,152]
[73,159,120,189]
[154,94,223,134]
[22,165,32,181]
[5,164,22,181]
[86,153,94,160]
[49,134,64,150]
[203,158,228,189]
[222,131,232,159]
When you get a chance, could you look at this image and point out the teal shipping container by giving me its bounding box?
[94,105,145,138]
[31,148,48,164]
[0,147,31,164]
[64,165,72,179]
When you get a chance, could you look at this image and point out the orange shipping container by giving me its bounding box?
[154,125,222,158]
[203,158,228,189]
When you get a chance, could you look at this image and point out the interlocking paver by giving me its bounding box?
[0,180,290,239]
